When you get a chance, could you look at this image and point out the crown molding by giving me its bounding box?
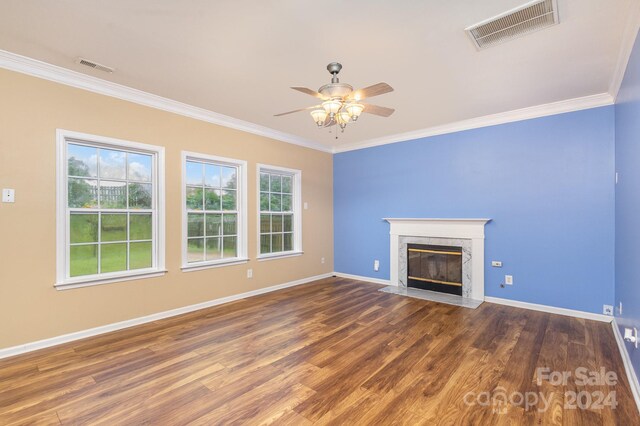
[0,49,332,153]
[332,92,614,153]
[0,49,619,156]
[609,0,640,101]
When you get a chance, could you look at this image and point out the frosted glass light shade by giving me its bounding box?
[322,99,342,115]
[346,103,364,121]
[337,110,351,124]
[310,109,328,126]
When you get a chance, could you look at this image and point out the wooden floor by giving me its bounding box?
[1,278,638,425]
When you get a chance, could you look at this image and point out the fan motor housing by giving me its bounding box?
[318,83,353,99]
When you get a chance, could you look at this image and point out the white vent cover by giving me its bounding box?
[466,0,559,50]
[76,57,114,73]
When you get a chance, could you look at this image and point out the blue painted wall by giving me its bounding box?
[334,106,615,314]
[615,29,640,384]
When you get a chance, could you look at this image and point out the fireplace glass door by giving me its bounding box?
[407,244,463,295]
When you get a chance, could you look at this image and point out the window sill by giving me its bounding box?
[257,251,304,262]
[181,258,249,272]
[55,269,168,290]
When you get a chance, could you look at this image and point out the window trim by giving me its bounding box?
[55,129,166,289]
[181,151,248,271]
[256,163,303,260]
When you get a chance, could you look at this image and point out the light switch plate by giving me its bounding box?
[491,261,502,267]
[374,259,380,272]
[2,189,15,203]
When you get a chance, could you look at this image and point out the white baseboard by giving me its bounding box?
[484,296,612,322]
[0,272,333,360]
[333,274,612,323]
[333,272,391,286]
[611,318,640,414]
[333,273,611,323]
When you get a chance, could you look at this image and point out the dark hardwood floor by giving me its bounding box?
[0,277,638,425]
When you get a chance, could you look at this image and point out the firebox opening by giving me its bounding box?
[407,244,463,296]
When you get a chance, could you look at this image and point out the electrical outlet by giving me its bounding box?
[505,275,513,285]
[247,269,253,279]
[619,302,623,315]
[603,304,613,316]
[491,261,502,267]
[321,257,325,264]
[374,259,380,272]
[624,327,638,348]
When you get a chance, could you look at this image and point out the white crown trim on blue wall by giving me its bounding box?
[333,92,615,153]
[609,1,640,101]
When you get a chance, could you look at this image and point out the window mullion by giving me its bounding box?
[97,210,102,274]
[126,211,130,271]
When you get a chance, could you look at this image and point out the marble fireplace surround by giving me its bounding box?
[384,218,491,301]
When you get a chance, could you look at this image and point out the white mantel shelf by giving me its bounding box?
[384,218,491,240]
[385,217,491,301]
[384,218,491,226]
[384,218,491,222]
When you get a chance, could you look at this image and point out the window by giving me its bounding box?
[182,152,247,270]
[56,130,165,289]
[258,165,302,259]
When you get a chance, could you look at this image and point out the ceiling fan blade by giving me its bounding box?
[362,103,395,117]
[291,87,326,99]
[274,105,321,117]
[350,83,394,101]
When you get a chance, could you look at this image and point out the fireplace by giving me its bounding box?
[384,218,491,302]
[407,244,463,295]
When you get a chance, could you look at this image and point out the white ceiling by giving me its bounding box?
[0,0,636,151]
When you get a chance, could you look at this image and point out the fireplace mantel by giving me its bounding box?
[384,218,491,239]
[384,218,491,301]
[384,218,491,222]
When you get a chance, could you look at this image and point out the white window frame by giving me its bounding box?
[256,164,303,261]
[56,129,166,290]
[181,151,248,271]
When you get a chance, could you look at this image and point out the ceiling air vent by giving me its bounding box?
[76,57,114,73]
[465,0,559,50]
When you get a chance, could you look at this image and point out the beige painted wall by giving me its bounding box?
[0,69,334,349]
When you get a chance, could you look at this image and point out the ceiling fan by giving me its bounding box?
[274,62,394,137]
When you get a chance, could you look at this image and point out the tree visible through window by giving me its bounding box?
[66,142,155,277]
[259,170,295,255]
[185,160,239,263]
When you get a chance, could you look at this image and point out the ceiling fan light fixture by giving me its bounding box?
[310,109,328,126]
[322,99,342,116]
[275,63,394,139]
[337,110,351,128]
[345,102,364,121]
[338,108,351,124]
